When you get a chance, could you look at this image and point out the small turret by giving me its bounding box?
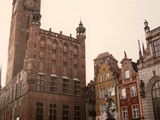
[144,20,150,32]
[32,3,41,25]
[76,21,86,39]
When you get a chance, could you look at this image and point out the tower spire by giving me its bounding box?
[138,40,143,60]
[142,42,146,55]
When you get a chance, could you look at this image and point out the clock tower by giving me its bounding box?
[6,0,41,84]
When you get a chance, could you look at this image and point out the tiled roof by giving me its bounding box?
[94,52,116,61]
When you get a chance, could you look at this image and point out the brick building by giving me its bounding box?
[0,0,86,120]
[94,52,120,120]
[118,52,142,120]
[137,21,160,120]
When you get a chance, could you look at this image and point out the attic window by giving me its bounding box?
[124,70,130,79]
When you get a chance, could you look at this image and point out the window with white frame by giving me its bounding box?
[124,70,130,79]
[121,88,126,99]
[132,105,139,118]
[106,72,109,80]
[101,74,104,82]
[99,88,105,99]
[100,105,106,115]
[108,86,115,96]
[131,85,137,97]
[122,107,128,119]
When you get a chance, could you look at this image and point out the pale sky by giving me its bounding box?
[0,0,160,87]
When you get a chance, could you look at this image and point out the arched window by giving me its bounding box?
[152,81,160,120]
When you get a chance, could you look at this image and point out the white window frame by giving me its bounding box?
[130,85,137,97]
[121,106,128,119]
[100,105,106,115]
[106,72,109,80]
[132,104,139,118]
[124,70,130,79]
[99,88,105,99]
[108,86,115,96]
[121,88,126,99]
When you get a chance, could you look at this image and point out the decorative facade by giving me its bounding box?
[137,20,160,120]
[118,52,142,120]
[94,52,120,120]
[0,0,86,120]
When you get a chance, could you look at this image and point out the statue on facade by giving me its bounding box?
[105,95,117,120]
[140,80,145,98]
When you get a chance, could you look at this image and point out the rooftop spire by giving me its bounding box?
[138,40,143,60]
[144,20,150,32]
[124,51,127,58]
[142,42,146,55]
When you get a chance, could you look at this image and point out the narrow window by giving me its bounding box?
[74,106,80,120]
[36,102,43,120]
[132,105,139,118]
[37,75,45,91]
[131,85,137,97]
[74,81,80,95]
[121,88,126,99]
[99,88,105,99]
[122,107,128,119]
[50,77,57,92]
[63,105,69,120]
[49,104,56,120]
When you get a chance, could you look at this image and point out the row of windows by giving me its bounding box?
[121,105,139,119]
[99,85,137,100]
[99,86,115,99]
[121,85,137,99]
[100,73,110,82]
[37,75,81,95]
[36,103,80,120]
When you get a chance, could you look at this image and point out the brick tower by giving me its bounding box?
[6,0,41,84]
[0,0,86,119]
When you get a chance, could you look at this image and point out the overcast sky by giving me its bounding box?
[0,0,160,86]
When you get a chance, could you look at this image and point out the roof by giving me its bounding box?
[131,62,138,72]
[94,52,116,61]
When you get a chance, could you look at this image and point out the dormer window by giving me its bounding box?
[125,70,130,79]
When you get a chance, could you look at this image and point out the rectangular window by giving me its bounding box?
[153,39,160,57]
[63,79,69,94]
[121,88,126,99]
[106,72,110,80]
[74,106,80,120]
[124,70,130,79]
[122,107,128,120]
[49,104,56,120]
[131,85,137,97]
[74,81,80,96]
[37,75,45,91]
[50,77,57,92]
[63,105,69,120]
[132,105,139,118]
[101,74,104,82]
[99,88,105,99]
[36,102,43,120]
[108,86,115,96]
[100,105,106,115]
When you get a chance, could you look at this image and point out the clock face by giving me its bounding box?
[23,0,36,11]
